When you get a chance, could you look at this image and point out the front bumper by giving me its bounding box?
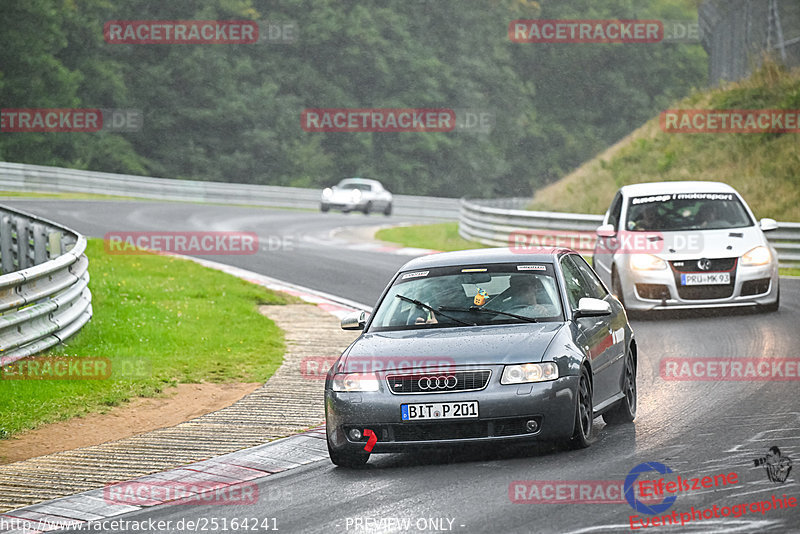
[618,258,779,311]
[322,201,365,211]
[325,372,578,454]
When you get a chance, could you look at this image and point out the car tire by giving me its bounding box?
[320,203,330,213]
[759,286,780,313]
[567,367,594,449]
[327,440,369,468]
[612,267,625,308]
[383,203,392,216]
[603,347,637,425]
[362,202,372,215]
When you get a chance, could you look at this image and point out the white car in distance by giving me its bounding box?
[320,178,393,216]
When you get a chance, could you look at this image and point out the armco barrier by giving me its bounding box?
[0,205,92,366]
[458,198,604,254]
[459,198,800,268]
[0,162,460,220]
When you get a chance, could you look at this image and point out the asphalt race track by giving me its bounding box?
[4,199,799,534]
[5,199,411,307]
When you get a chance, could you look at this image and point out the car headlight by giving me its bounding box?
[741,246,771,266]
[630,254,667,271]
[332,373,379,392]
[501,362,559,384]
[350,189,362,202]
[322,187,333,199]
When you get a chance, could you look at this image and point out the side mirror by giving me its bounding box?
[341,310,369,330]
[574,297,612,319]
[596,224,616,238]
[760,218,778,232]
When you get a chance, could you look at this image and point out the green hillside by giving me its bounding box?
[529,62,800,222]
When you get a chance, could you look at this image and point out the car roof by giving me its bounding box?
[398,247,573,271]
[337,177,381,186]
[620,181,739,197]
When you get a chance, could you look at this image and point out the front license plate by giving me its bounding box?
[681,272,730,286]
[401,401,479,421]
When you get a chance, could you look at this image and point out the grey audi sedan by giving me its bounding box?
[325,248,637,466]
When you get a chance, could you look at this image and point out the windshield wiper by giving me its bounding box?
[395,294,475,326]
[438,305,540,323]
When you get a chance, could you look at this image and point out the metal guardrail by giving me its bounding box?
[0,205,92,366]
[0,161,461,220]
[459,198,800,269]
[458,198,604,253]
[768,223,800,268]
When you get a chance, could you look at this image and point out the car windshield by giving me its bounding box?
[625,193,753,232]
[369,264,563,331]
[337,181,372,191]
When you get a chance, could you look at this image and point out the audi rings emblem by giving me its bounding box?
[418,375,458,390]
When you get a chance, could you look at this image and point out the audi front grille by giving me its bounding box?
[386,370,492,394]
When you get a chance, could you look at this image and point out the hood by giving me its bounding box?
[341,322,565,372]
[650,226,766,261]
[329,187,362,200]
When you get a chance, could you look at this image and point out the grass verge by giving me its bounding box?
[375,222,483,252]
[528,63,800,222]
[0,238,296,438]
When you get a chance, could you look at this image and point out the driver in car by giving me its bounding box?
[695,202,725,228]
[501,276,551,317]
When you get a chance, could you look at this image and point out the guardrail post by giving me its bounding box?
[0,215,14,274]
[48,230,63,259]
[32,223,48,264]
[15,217,30,270]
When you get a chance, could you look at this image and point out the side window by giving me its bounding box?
[571,255,609,299]
[608,192,623,231]
[559,257,589,311]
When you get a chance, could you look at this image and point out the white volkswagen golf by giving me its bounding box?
[592,181,780,313]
